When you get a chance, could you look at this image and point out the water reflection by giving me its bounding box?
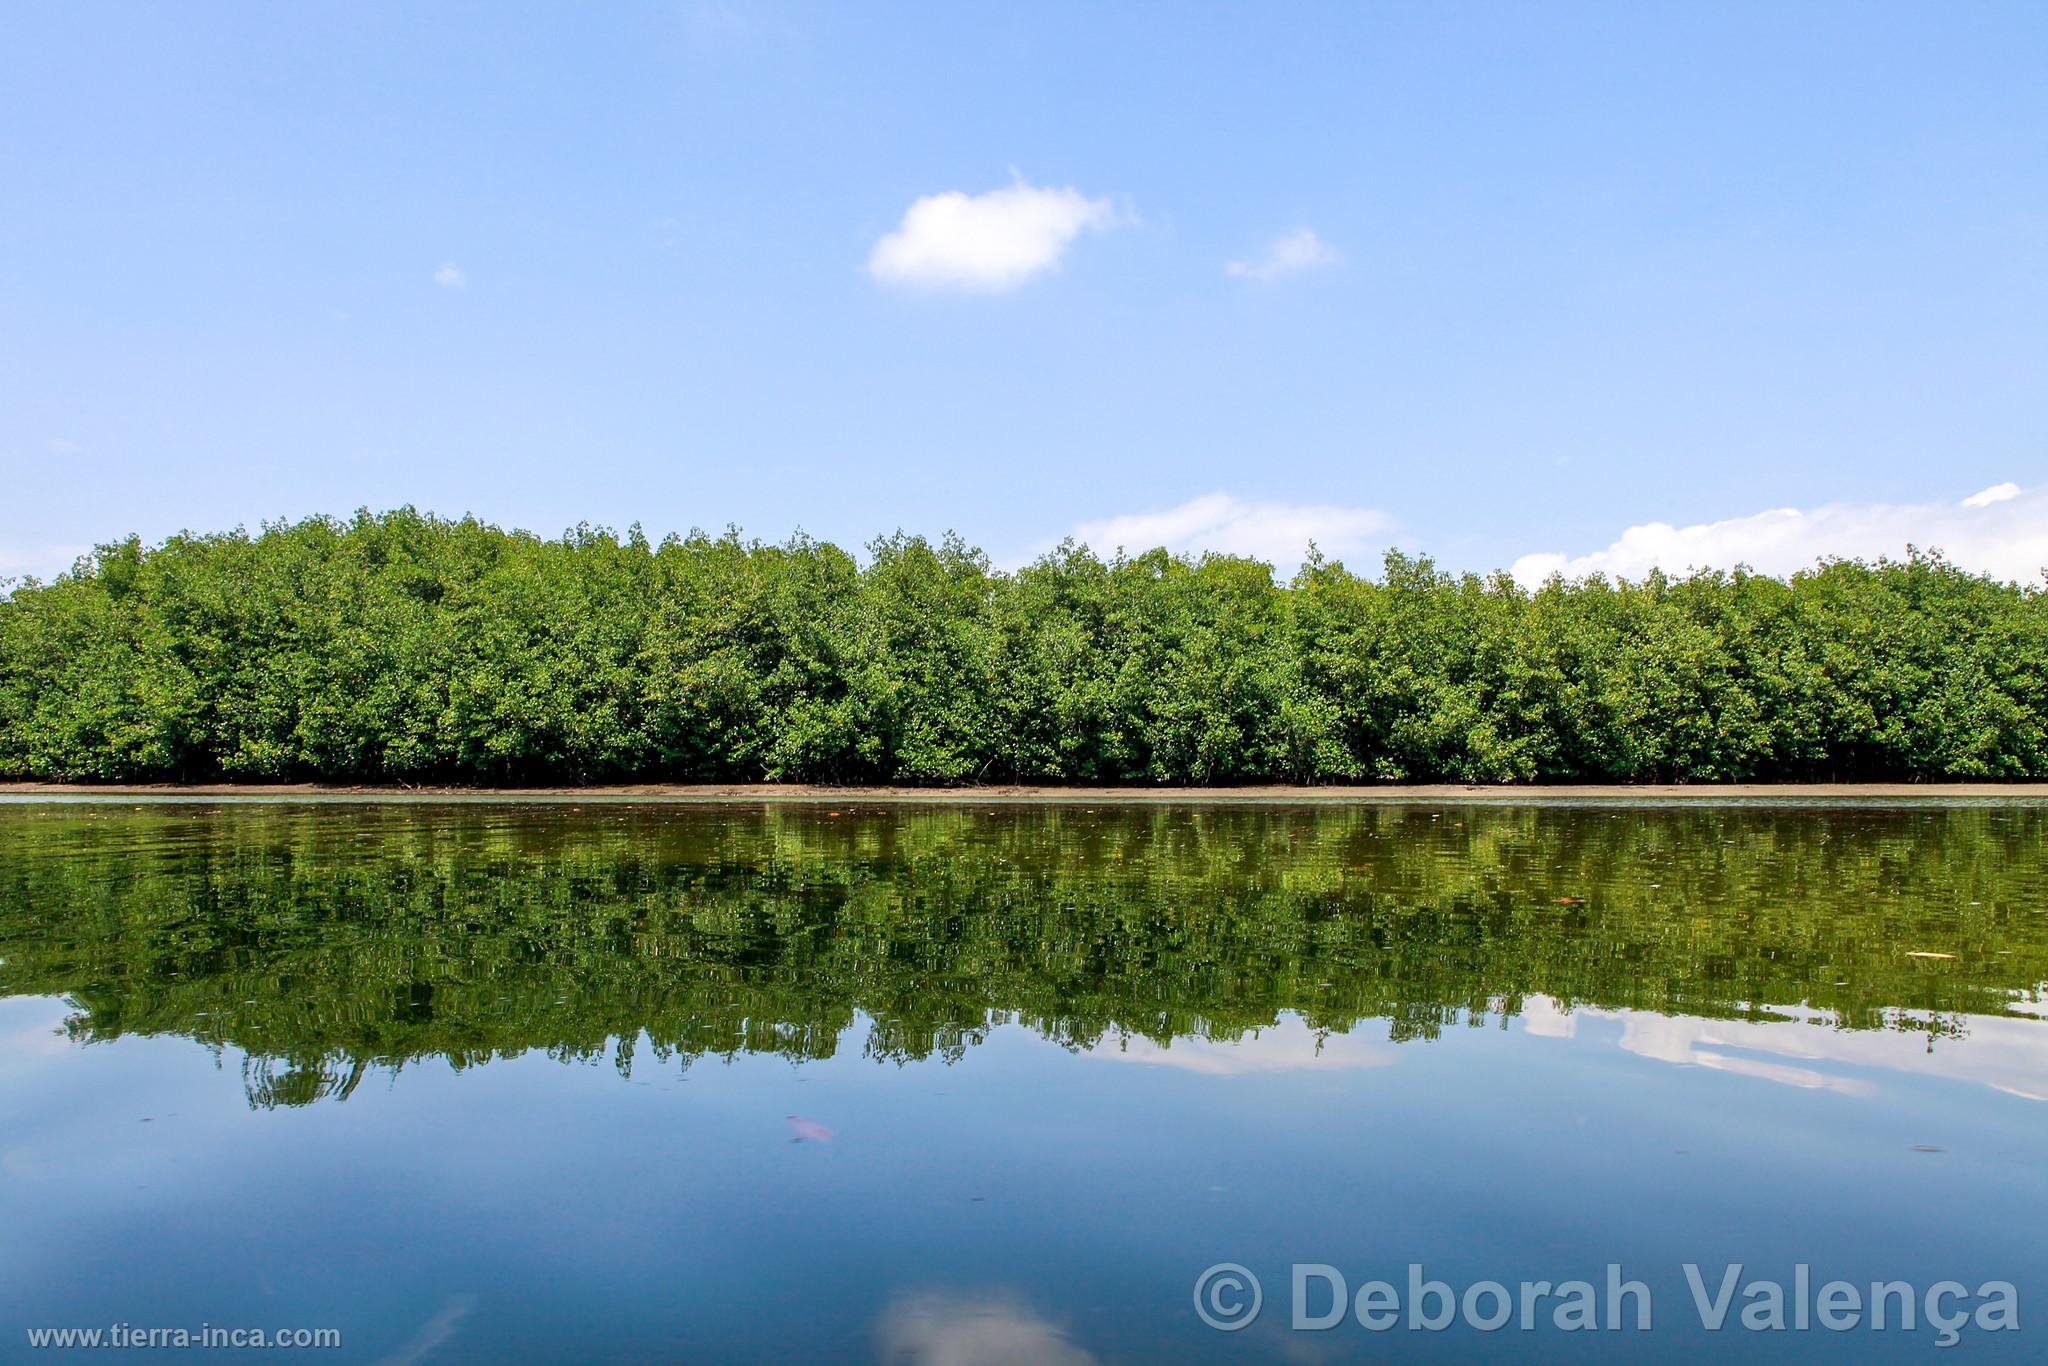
[1522,996,2048,1102]
[877,1291,1100,1366]
[369,1295,477,1366]
[1089,1017,1395,1075]
[1,801,2044,1109]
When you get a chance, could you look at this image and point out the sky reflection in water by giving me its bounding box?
[2,800,2044,1362]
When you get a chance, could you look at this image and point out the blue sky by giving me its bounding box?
[4,2,2045,583]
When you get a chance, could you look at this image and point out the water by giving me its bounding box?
[2,799,2044,1362]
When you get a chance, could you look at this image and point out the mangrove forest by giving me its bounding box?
[2,508,2044,784]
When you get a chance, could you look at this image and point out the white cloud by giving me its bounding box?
[1962,481,2020,508]
[866,176,1119,292]
[1511,482,2048,586]
[1225,227,1338,282]
[1065,493,1387,569]
[432,263,467,289]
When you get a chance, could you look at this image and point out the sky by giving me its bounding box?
[4,1,2045,585]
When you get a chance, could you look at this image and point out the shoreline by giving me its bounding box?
[2,781,2045,804]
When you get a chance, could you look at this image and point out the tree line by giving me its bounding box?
[1,507,2043,783]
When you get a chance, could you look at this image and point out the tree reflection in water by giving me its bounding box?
[1,800,2042,1107]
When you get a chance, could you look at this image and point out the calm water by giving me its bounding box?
[3,799,2045,1363]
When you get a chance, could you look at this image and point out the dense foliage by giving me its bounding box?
[3,508,2044,783]
[3,802,2038,1104]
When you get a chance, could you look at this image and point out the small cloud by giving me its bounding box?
[1511,482,2048,585]
[1225,227,1338,282]
[867,175,1120,292]
[432,263,467,289]
[50,438,83,456]
[1962,481,2020,508]
[1065,493,1387,571]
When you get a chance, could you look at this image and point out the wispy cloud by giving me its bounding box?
[1962,481,2020,509]
[1512,482,2048,585]
[1064,493,1387,570]
[1225,227,1338,282]
[867,175,1120,292]
[432,263,467,289]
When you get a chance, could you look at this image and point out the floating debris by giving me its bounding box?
[1905,951,1956,960]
